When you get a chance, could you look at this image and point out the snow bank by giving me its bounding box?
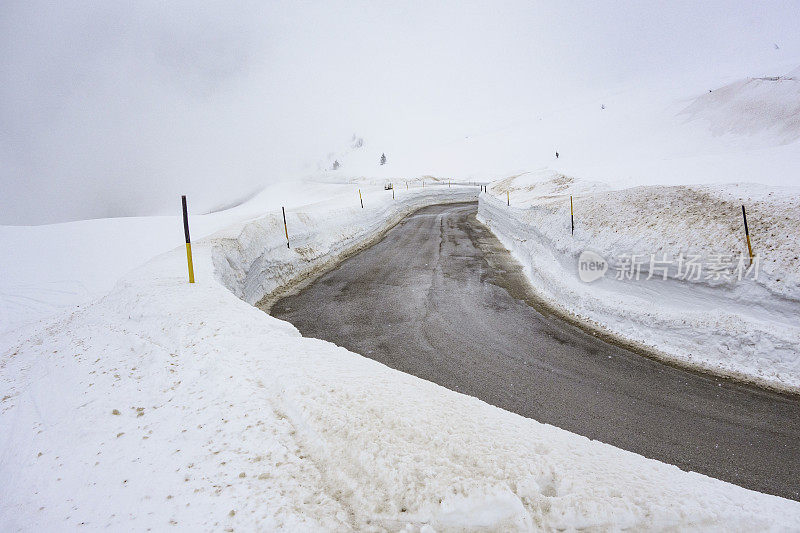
[478,170,800,392]
[211,185,477,306]
[4,182,800,530]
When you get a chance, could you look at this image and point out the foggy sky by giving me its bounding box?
[2,1,800,224]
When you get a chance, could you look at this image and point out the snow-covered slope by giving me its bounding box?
[681,67,800,145]
[301,61,800,196]
[4,184,800,530]
[0,181,363,334]
[478,171,800,392]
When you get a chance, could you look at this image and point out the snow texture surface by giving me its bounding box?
[3,183,800,530]
[682,70,800,144]
[479,171,800,393]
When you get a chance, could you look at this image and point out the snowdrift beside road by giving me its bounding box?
[4,184,800,530]
[213,186,478,307]
[479,171,800,392]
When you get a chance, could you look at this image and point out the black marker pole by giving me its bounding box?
[282,206,289,248]
[742,205,753,265]
[570,195,574,236]
[181,195,195,283]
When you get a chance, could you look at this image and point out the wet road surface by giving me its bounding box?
[269,202,800,500]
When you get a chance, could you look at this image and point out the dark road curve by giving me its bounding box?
[268,202,800,501]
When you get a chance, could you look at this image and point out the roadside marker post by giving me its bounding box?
[282,206,290,248]
[507,191,510,206]
[742,205,754,265]
[359,189,363,208]
[392,187,395,200]
[181,195,195,283]
[570,195,574,235]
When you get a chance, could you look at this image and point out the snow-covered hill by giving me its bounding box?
[307,61,800,199]
[682,67,800,145]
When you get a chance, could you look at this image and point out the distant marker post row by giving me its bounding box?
[180,187,758,286]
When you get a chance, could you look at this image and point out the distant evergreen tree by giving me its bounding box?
[380,153,387,165]
[332,160,340,170]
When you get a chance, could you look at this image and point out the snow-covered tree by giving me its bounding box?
[380,153,387,165]
[332,160,340,170]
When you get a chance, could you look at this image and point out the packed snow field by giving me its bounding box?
[478,172,800,392]
[4,183,800,530]
[0,182,360,336]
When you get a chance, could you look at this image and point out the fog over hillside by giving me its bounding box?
[682,72,800,144]
[2,1,800,224]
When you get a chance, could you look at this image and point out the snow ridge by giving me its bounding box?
[682,66,800,144]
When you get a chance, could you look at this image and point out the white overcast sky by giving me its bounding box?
[2,1,799,224]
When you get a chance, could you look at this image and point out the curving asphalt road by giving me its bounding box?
[269,202,800,500]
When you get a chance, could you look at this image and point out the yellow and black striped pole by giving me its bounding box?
[507,190,510,206]
[742,205,754,265]
[282,206,290,248]
[570,195,574,235]
[181,195,195,283]
[359,188,363,208]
